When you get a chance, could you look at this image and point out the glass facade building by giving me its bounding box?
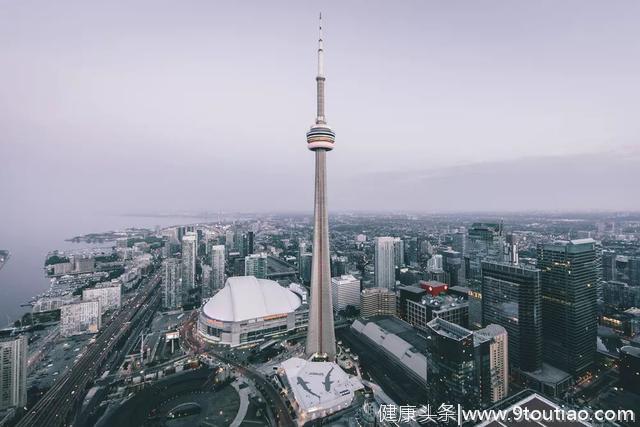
[537,239,597,376]
[481,261,542,372]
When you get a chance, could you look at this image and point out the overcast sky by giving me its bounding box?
[1,0,639,222]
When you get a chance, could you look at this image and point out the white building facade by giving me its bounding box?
[375,237,396,290]
[82,281,121,314]
[60,300,101,337]
[331,274,361,313]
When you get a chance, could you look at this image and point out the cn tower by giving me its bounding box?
[305,13,336,361]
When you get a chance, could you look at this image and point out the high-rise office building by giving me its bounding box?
[628,257,640,287]
[210,245,225,295]
[0,335,27,411]
[601,250,616,282]
[330,255,348,277]
[246,231,255,256]
[375,237,396,290]
[331,274,360,313]
[245,253,268,279]
[404,236,418,266]
[225,229,235,253]
[452,231,466,255]
[393,237,404,268]
[537,239,597,376]
[360,288,397,318]
[298,240,309,278]
[300,253,312,285]
[162,258,182,309]
[425,318,478,409]
[466,222,505,287]
[481,261,542,372]
[181,232,197,289]
[425,318,508,410]
[442,249,465,287]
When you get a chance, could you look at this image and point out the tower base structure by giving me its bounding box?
[275,357,364,426]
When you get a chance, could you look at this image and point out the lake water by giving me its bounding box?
[0,214,209,326]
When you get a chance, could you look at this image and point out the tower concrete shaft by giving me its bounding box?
[305,14,336,361]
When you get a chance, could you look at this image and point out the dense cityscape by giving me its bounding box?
[2,3,640,427]
[2,211,640,426]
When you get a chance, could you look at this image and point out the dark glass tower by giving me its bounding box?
[481,260,542,372]
[425,318,478,410]
[537,239,597,376]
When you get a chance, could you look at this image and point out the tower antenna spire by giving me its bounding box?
[306,12,336,361]
[317,12,324,78]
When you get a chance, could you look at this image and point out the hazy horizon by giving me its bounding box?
[2,0,639,229]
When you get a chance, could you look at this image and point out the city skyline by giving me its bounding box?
[1,3,640,426]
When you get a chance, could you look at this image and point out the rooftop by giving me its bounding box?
[521,363,572,384]
[419,294,468,311]
[426,317,472,341]
[399,285,426,295]
[279,357,363,419]
[355,316,429,354]
[201,276,301,322]
[621,346,640,358]
[478,392,589,427]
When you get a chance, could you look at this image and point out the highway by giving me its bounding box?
[16,272,162,427]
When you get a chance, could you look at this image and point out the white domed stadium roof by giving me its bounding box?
[202,276,302,322]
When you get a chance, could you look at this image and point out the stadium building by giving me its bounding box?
[198,276,308,347]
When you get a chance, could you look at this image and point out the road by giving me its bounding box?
[180,311,295,427]
[16,271,162,427]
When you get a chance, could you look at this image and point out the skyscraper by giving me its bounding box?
[225,229,235,253]
[300,253,312,285]
[0,335,27,411]
[246,231,255,256]
[305,14,337,361]
[425,318,508,410]
[162,258,182,309]
[537,239,597,376]
[393,237,404,268]
[298,240,310,281]
[466,222,505,287]
[330,254,348,277]
[331,274,360,313]
[210,245,225,295]
[425,318,477,409]
[245,253,268,279]
[181,232,197,289]
[404,236,418,266]
[481,261,542,372]
[375,237,396,290]
[474,324,509,404]
[442,249,465,287]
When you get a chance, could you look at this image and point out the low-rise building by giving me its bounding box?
[351,316,428,385]
[276,357,364,425]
